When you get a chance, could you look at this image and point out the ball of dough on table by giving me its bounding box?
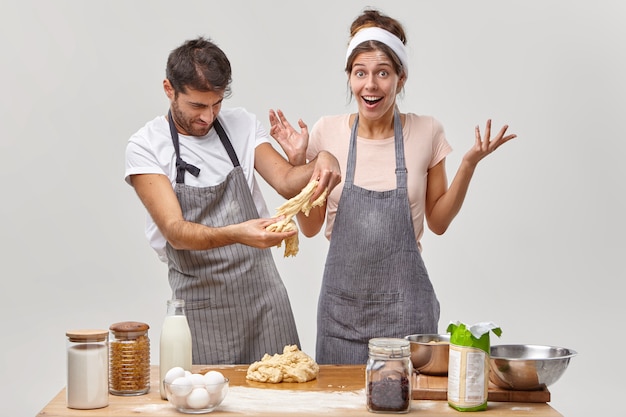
[246,345,319,383]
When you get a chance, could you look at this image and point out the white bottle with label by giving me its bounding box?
[159,298,192,399]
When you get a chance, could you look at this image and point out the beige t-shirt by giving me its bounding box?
[307,113,452,248]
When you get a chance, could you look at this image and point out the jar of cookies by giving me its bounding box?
[108,321,150,396]
[366,338,412,413]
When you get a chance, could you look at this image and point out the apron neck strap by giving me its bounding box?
[168,110,201,184]
[167,110,241,184]
[212,118,241,168]
[346,110,407,188]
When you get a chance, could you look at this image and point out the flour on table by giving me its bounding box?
[221,386,365,414]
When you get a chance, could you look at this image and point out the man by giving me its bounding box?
[125,36,340,364]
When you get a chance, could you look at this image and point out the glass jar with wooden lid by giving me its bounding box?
[108,321,150,396]
[66,329,109,409]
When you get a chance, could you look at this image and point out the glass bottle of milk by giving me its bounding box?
[159,298,192,400]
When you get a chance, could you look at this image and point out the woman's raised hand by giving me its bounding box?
[463,119,517,167]
[269,109,309,165]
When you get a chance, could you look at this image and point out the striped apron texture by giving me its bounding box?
[166,116,299,364]
[316,111,440,364]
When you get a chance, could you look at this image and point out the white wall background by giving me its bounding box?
[1,1,624,416]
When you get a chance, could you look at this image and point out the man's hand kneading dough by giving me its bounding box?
[266,180,328,257]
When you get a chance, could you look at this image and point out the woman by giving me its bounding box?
[270,9,516,364]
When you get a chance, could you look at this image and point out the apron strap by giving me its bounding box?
[393,110,408,190]
[168,110,201,184]
[167,111,241,184]
[345,114,359,187]
[212,118,241,167]
[346,110,407,189]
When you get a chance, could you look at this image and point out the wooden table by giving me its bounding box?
[37,365,563,416]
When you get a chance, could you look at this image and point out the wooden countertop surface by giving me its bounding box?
[37,365,563,417]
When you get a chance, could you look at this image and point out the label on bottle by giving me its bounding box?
[447,344,488,411]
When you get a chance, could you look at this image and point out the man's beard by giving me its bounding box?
[171,102,212,137]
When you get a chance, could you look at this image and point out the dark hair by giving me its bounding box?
[165,36,232,98]
[345,9,407,79]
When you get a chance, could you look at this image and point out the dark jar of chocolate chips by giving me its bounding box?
[366,338,412,413]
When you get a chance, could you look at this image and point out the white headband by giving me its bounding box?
[345,27,409,78]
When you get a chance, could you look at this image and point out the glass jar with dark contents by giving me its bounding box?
[108,321,150,396]
[366,338,412,413]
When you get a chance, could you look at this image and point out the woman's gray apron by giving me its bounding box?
[316,111,440,364]
[166,112,299,364]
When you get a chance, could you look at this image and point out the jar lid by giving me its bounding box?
[66,329,108,342]
[368,337,410,358]
[109,321,149,335]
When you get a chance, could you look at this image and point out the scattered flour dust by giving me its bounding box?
[220,386,366,414]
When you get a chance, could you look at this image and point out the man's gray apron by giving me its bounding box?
[316,111,440,364]
[166,112,299,364]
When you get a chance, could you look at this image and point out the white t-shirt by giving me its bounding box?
[307,113,452,248]
[125,107,271,262]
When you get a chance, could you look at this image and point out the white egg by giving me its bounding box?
[184,370,192,377]
[168,391,188,408]
[204,371,225,393]
[209,389,225,404]
[204,370,224,384]
[186,387,210,409]
[164,366,186,384]
[188,373,206,386]
[169,376,193,397]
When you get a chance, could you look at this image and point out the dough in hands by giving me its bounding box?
[266,180,328,257]
[246,345,319,383]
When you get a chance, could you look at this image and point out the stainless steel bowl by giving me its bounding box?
[404,334,450,375]
[489,344,577,390]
